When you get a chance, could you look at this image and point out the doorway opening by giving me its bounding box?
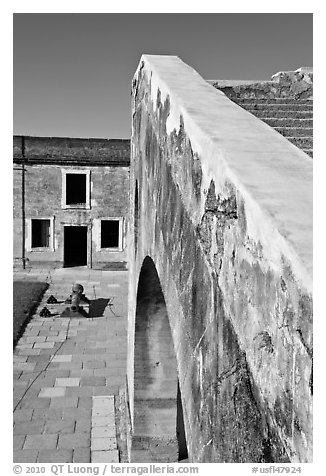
[132,256,188,462]
[64,226,87,267]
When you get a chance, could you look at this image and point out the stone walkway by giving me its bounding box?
[13,267,128,463]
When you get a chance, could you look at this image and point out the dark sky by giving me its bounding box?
[13,13,313,139]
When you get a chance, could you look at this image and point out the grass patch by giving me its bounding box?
[13,280,48,348]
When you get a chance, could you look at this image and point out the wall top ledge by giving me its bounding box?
[136,55,312,287]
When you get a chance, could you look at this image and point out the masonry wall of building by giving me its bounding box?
[128,56,312,463]
[13,137,130,268]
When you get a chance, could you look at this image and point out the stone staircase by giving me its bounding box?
[228,97,313,158]
[210,68,313,158]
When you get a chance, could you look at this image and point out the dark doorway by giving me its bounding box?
[64,226,87,267]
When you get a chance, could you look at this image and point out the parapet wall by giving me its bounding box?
[212,67,313,99]
[129,55,312,462]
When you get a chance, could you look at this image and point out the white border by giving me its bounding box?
[26,216,55,252]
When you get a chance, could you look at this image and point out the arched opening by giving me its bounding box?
[132,256,188,462]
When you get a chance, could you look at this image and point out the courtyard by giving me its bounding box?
[13,266,128,463]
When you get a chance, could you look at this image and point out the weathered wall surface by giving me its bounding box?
[13,163,129,267]
[128,56,312,463]
[213,68,313,100]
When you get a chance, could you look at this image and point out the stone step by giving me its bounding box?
[275,127,313,137]
[235,98,312,105]
[251,110,313,119]
[261,118,313,128]
[243,103,313,111]
[286,136,313,149]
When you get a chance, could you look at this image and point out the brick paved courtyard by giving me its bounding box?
[13,267,128,463]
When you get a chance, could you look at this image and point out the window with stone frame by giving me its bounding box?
[100,219,123,250]
[61,169,90,209]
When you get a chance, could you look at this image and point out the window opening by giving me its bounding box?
[66,173,86,205]
[31,219,50,248]
[101,220,120,248]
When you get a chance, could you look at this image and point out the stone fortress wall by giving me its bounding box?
[127,56,312,463]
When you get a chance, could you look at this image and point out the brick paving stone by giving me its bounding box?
[91,426,116,438]
[34,342,55,349]
[13,363,36,372]
[91,437,117,451]
[93,386,119,396]
[51,354,72,362]
[20,398,51,409]
[73,447,91,463]
[32,408,64,420]
[14,355,28,362]
[50,397,78,408]
[26,322,43,328]
[44,419,76,434]
[39,387,66,398]
[13,450,38,463]
[80,376,106,386]
[83,360,106,369]
[105,376,124,385]
[53,362,82,370]
[14,380,29,388]
[31,377,56,388]
[14,420,45,435]
[16,344,35,351]
[27,355,52,363]
[24,434,58,450]
[26,336,46,343]
[13,409,33,422]
[58,432,90,450]
[91,450,119,463]
[14,435,26,450]
[75,418,91,434]
[94,368,121,377]
[78,397,93,409]
[55,377,80,387]
[34,349,55,357]
[38,330,59,336]
[63,407,91,419]
[18,349,41,356]
[88,348,109,354]
[25,329,40,336]
[92,416,113,427]
[66,330,78,337]
[65,386,94,397]
[37,449,73,463]
[33,362,51,372]
[18,371,40,381]
[40,369,70,378]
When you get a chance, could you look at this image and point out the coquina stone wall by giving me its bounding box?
[13,136,130,268]
[127,56,312,463]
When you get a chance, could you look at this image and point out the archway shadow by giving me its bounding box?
[132,256,188,462]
